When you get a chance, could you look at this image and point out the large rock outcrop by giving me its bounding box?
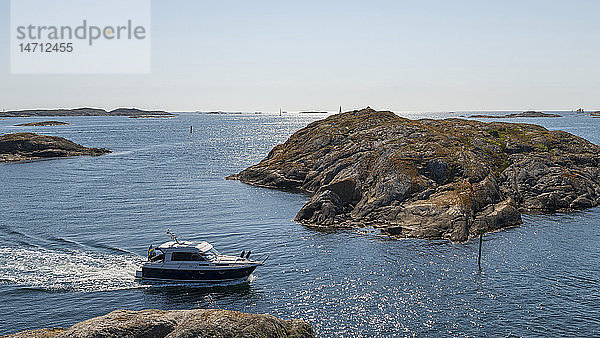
[228,108,600,241]
[4,309,314,338]
[0,133,110,162]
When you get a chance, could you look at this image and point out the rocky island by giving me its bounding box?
[5,309,314,338]
[228,108,600,241]
[128,115,175,119]
[470,111,561,118]
[0,133,110,162]
[0,107,174,118]
[15,121,69,126]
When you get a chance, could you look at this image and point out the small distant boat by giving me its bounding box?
[135,230,267,283]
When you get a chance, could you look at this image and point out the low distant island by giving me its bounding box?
[5,309,314,338]
[228,108,600,242]
[0,107,175,118]
[15,121,69,126]
[470,111,561,118]
[0,133,110,162]
[128,115,175,119]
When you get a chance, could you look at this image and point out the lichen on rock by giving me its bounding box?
[228,108,600,241]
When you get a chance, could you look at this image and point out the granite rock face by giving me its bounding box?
[0,133,110,162]
[4,309,314,338]
[228,108,600,241]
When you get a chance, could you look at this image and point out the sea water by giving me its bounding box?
[0,111,598,336]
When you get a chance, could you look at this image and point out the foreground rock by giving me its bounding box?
[228,108,600,241]
[15,121,69,126]
[5,309,314,338]
[470,111,561,118]
[0,107,174,117]
[0,133,110,162]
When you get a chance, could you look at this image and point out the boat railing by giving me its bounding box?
[229,253,268,264]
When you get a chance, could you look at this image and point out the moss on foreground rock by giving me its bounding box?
[228,108,600,241]
[5,309,314,338]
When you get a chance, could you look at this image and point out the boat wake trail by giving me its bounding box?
[0,247,145,292]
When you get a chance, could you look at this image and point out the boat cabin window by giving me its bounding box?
[171,252,206,261]
[150,253,164,262]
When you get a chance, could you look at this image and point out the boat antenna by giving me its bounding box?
[166,228,180,244]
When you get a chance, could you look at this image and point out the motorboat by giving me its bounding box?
[135,230,267,282]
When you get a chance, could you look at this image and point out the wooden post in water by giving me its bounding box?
[190,125,193,134]
[478,229,483,271]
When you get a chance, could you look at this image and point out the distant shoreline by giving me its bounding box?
[3,108,599,119]
[0,107,174,118]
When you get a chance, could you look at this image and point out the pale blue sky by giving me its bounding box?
[1,0,599,112]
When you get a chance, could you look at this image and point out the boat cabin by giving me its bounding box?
[149,240,221,263]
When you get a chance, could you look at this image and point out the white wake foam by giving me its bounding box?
[0,247,145,292]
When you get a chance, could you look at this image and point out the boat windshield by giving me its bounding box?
[204,248,220,260]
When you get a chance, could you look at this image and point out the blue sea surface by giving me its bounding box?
[0,111,599,336]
